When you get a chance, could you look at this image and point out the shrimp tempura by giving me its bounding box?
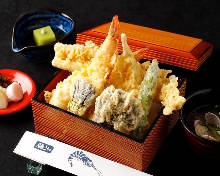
[107,33,146,96]
[86,16,119,94]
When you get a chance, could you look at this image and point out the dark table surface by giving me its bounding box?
[0,0,220,175]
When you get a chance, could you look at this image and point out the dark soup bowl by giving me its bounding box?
[180,89,220,159]
[12,9,75,60]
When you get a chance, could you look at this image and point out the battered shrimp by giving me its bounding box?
[85,15,119,94]
[107,33,146,96]
[134,47,149,62]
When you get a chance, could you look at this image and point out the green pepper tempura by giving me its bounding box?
[134,59,159,139]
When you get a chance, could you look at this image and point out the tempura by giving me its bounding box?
[45,15,186,139]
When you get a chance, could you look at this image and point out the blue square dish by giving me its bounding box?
[12,9,76,60]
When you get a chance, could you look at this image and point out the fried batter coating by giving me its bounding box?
[52,41,99,72]
[93,85,144,134]
[64,16,120,96]
[107,33,145,96]
[134,59,159,139]
[86,16,119,95]
[159,75,186,115]
[154,69,172,103]
[44,74,82,110]
[140,61,151,71]
[67,79,96,116]
[45,16,119,113]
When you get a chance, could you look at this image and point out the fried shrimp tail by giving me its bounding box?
[93,15,119,60]
[134,47,150,62]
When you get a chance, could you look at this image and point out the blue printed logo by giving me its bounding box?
[34,141,54,153]
[68,151,103,176]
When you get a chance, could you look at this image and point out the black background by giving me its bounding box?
[0,0,219,175]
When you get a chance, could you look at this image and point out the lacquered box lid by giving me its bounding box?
[76,22,213,71]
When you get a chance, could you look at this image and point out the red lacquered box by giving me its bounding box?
[31,21,211,171]
[32,70,186,171]
[77,22,213,71]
